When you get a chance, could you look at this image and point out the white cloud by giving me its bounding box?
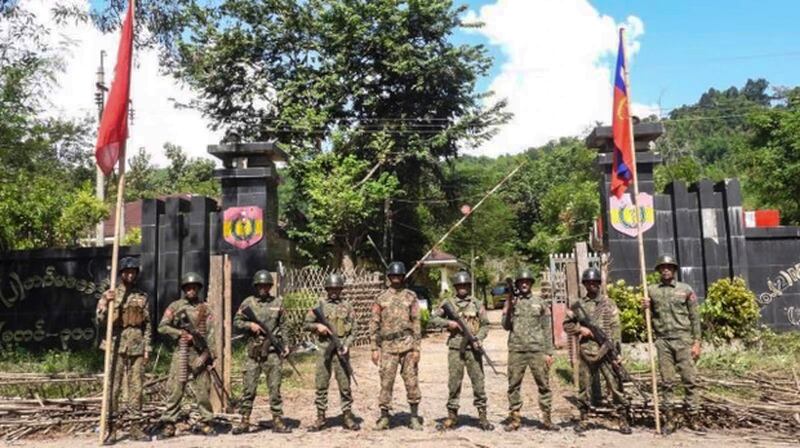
[465,0,660,157]
[21,0,222,167]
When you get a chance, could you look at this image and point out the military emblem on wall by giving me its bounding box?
[223,206,264,249]
[609,192,655,237]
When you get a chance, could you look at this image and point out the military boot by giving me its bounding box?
[101,429,116,446]
[541,411,559,431]
[272,415,292,434]
[478,408,495,431]
[374,409,390,430]
[156,423,175,440]
[436,409,458,431]
[660,408,675,435]
[618,408,632,435]
[195,421,217,436]
[574,409,590,433]
[308,411,326,432]
[342,410,360,431]
[504,410,521,432]
[408,404,423,431]
[129,424,150,442]
[231,415,250,435]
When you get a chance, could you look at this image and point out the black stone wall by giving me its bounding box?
[0,246,139,350]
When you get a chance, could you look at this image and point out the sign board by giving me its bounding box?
[609,192,655,237]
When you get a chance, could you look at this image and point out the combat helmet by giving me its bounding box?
[325,273,346,289]
[653,255,679,271]
[386,261,406,276]
[119,257,140,272]
[515,267,535,282]
[252,270,274,286]
[451,271,472,286]
[181,272,204,289]
[581,267,602,283]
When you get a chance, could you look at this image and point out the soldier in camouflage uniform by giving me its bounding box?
[430,271,494,431]
[97,257,152,443]
[502,268,556,432]
[369,261,423,431]
[232,270,292,434]
[563,268,631,434]
[304,273,360,431]
[643,255,702,434]
[156,272,215,439]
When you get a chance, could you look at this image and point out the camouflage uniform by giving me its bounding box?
[369,287,422,412]
[502,291,553,417]
[234,294,287,417]
[430,295,490,413]
[158,297,214,425]
[647,279,701,405]
[304,297,357,414]
[96,284,151,421]
[563,293,630,420]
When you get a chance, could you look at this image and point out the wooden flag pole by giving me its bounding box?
[404,161,526,280]
[98,144,127,444]
[620,28,661,434]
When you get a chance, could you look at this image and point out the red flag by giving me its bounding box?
[610,28,634,198]
[95,1,134,175]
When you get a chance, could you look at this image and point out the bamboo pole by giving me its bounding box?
[620,28,661,434]
[405,161,526,279]
[98,144,127,444]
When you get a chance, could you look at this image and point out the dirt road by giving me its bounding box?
[6,310,794,447]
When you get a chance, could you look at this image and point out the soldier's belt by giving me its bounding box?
[381,329,412,341]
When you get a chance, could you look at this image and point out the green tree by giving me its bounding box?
[737,87,800,223]
[288,150,399,270]
[0,3,105,251]
[92,0,509,266]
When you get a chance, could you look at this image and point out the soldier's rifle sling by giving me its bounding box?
[312,306,358,386]
[175,310,234,410]
[441,302,502,376]
[241,306,306,381]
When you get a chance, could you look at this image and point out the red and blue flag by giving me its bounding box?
[611,28,634,198]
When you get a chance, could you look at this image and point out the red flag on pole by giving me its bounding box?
[610,28,634,198]
[95,1,134,175]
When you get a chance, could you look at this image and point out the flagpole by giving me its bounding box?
[99,1,134,442]
[620,27,662,434]
[99,143,127,444]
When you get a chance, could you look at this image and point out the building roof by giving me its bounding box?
[421,249,462,266]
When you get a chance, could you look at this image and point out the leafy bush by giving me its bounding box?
[701,277,760,343]
[606,272,659,343]
[607,279,646,342]
[420,308,431,333]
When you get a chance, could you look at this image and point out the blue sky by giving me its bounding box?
[458,0,800,113]
[72,0,800,159]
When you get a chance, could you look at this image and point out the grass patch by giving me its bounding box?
[0,345,104,374]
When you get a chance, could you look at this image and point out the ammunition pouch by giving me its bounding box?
[121,305,145,328]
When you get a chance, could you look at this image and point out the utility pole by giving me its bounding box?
[95,50,108,247]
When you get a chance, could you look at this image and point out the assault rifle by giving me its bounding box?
[175,310,233,409]
[502,277,518,331]
[569,303,649,400]
[311,305,358,386]
[240,306,305,380]
[441,301,501,376]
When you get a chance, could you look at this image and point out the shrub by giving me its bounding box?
[607,279,646,342]
[701,277,760,343]
[420,308,431,333]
